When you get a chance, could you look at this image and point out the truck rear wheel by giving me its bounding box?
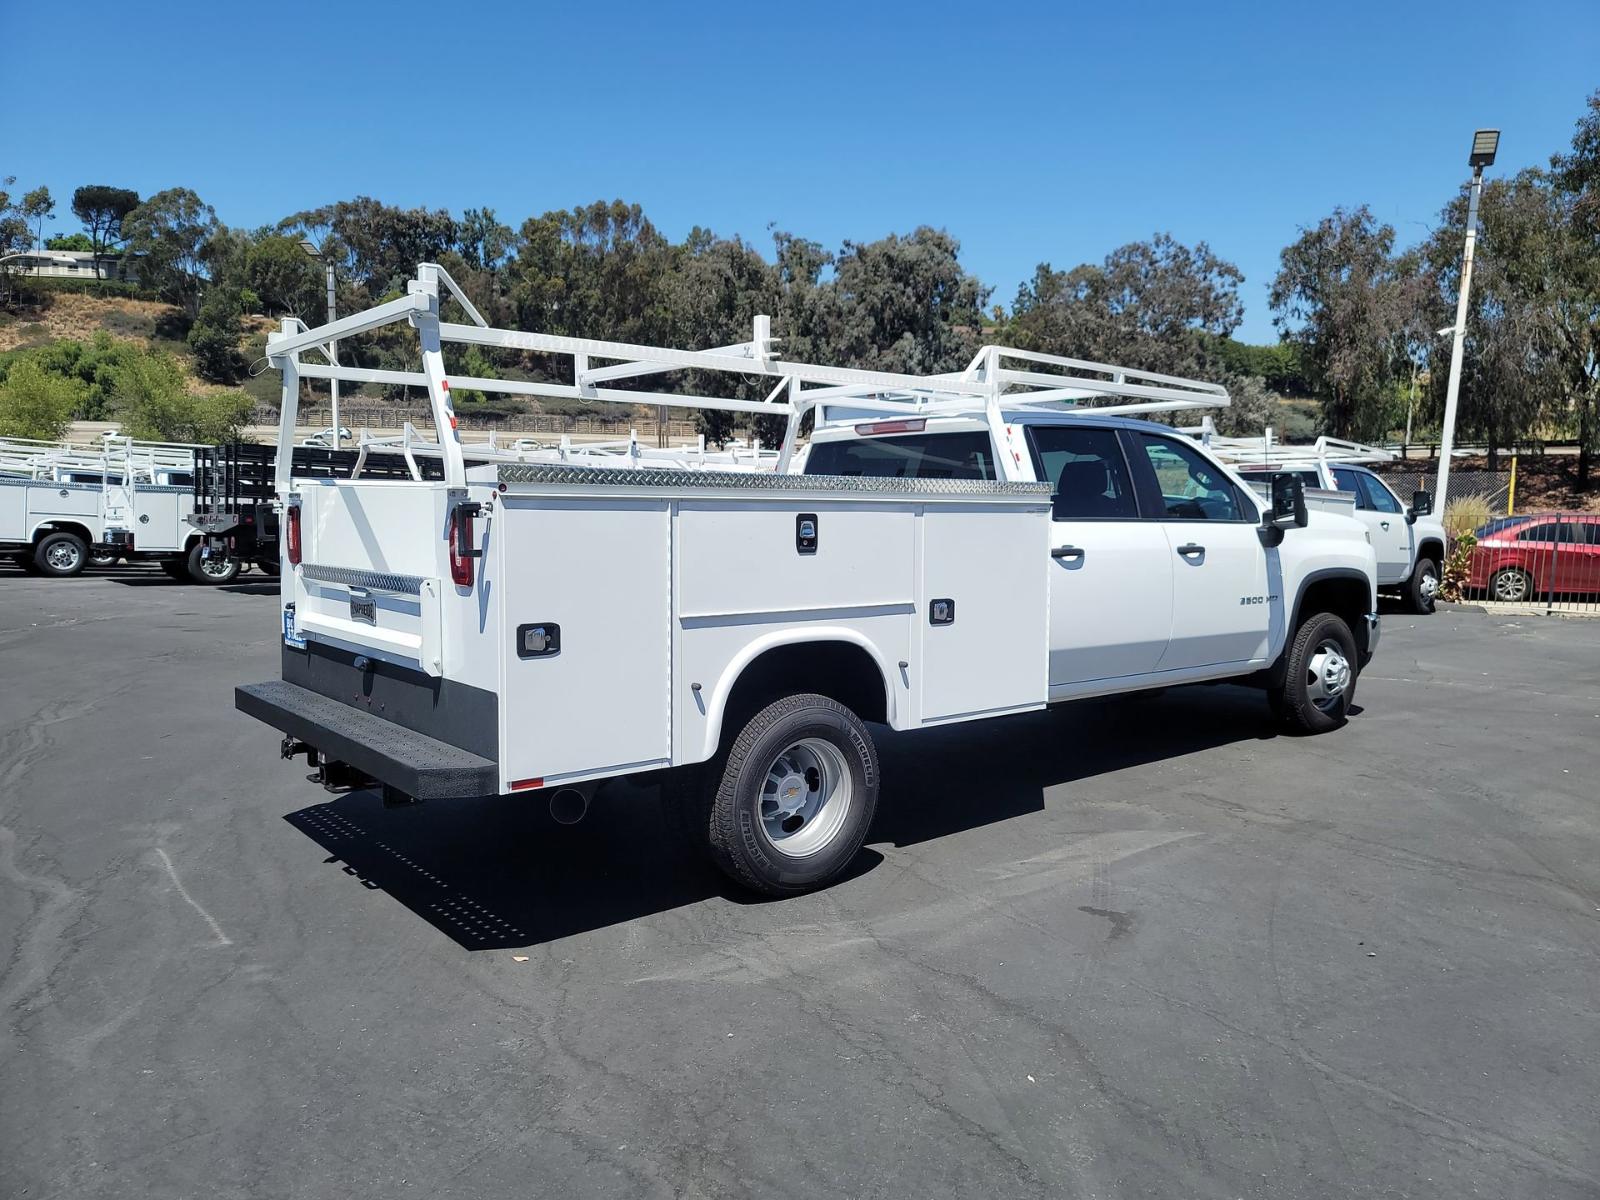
[34,531,88,577]
[186,543,240,585]
[1274,613,1358,734]
[707,693,879,897]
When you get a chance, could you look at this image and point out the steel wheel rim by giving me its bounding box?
[199,556,235,579]
[758,737,853,857]
[46,541,81,571]
[1305,639,1351,712]
[1493,570,1526,602]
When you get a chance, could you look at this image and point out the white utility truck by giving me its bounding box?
[1195,432,1445,614]
[0,435,226,579]
[235,265,1380,896]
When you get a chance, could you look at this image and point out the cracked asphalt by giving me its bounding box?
[2,564,1597,1199]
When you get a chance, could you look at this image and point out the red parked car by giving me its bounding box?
[1468,514,1600,601]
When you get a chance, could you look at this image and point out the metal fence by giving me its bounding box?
[1445,512,1600,615]
[1375,468,1513,514]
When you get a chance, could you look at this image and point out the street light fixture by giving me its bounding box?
[299,239,340,449]
[1469,129,1500,168]
[1436,128,1500,507]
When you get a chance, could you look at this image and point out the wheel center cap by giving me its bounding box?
[773,772,809,818]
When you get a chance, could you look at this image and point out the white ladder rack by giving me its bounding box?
[265,262,1233,489]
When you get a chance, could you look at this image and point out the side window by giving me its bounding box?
[1516,523,1559,543]
[1556,522,1591,545]
[1027,426,1138,520]
[1331,467,1368,508]
[1135,434,1245,521]
[1355,472,1402,514]
[803,432,995,481]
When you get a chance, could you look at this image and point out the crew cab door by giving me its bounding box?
[1129,432,1272,671]
[1026,425,1172,689]
[1333,467,1411,584]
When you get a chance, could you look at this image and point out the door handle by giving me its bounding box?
[1051,545,1084,561]
[1176,543,1205,558]
[1380,520,1391,530]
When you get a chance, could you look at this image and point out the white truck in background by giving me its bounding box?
[234,265,1380,896]
[1196,433,1445,614]
[0,436,228,579]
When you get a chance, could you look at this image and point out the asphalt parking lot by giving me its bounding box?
[2,565,1597,1200]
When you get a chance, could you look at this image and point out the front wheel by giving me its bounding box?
[1274,613,1358,734]
[186,543,240,585]
[1405,557,1439,614]
[34,531,88,577]
[707,694,879,897]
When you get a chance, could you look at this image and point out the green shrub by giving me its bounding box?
[1438,531,1477,603]
[0,359,82,440]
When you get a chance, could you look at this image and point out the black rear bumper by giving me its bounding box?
[236,680,498,800]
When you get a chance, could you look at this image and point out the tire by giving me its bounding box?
[1490,566,1533,604]
[1405,557,1439,614]
[706,693,879,897]
[1274,612,1358,735]
[33,531,88,578]
[186,543,240,585]
[89,549,120,569]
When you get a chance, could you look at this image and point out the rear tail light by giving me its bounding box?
[450,503,480,588]
[285,504,302,566]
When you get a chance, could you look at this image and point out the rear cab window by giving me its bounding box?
[803,432,996,480]
[1025,425,1139,519]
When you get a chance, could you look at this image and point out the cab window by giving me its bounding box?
[1354,472,1402,514]
[803,432,995,480]
[1330,467,1365,505]
[1135,434,1245,521]
[1026,426,1138,519]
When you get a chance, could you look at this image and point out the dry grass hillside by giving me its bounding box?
[0,292,189,354]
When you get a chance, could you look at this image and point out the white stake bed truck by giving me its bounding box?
[236,266,1380,895]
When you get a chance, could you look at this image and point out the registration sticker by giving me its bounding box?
[283,603,306,649]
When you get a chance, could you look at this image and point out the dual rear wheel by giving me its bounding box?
[662,694,879,897]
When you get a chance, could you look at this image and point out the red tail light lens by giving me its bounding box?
[285,505,302,566]
[450,506,476,587]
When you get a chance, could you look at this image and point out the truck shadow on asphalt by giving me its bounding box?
[283,684,1286,952]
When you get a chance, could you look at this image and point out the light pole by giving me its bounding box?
[299,239,339,449]
[1436,128,1499,507]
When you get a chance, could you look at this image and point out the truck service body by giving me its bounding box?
[1,436,211,578]
[236,265,1381,895]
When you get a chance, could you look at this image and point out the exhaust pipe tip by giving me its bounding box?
[548,788,589,826]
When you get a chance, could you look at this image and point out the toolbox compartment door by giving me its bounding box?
[495,496,673,785]
[917,504,1050,723]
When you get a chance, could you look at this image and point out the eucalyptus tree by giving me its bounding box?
[1270,206,1410,442]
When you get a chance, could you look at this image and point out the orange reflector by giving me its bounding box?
[510,777,544,792]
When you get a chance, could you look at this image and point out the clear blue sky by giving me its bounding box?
[5,0,1597,341]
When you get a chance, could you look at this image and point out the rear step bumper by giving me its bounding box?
[236,680,498,800]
